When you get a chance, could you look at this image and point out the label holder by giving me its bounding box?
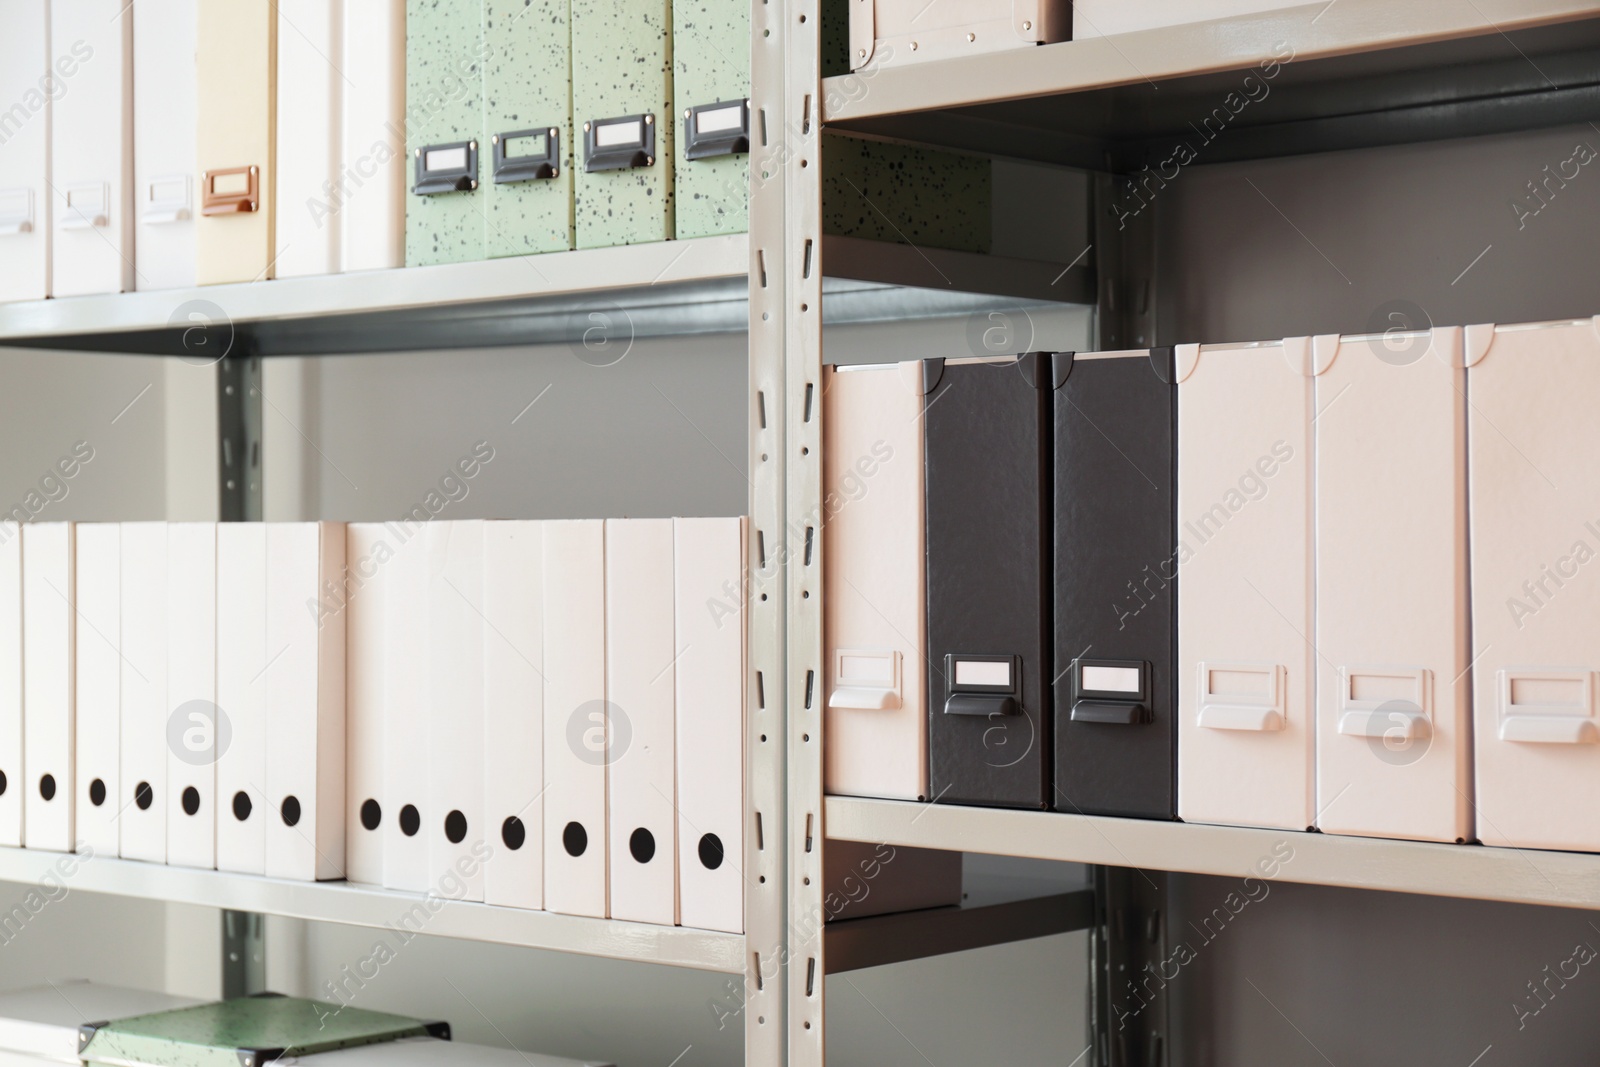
[201,166,260,216]
[683,100,750,161]
[583,114,656,173]
[492,127,560,184]
[412,140,479,196]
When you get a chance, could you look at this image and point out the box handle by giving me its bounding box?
[143,173,191,224]
[829,648,902,710]
[413,140,479,195]
[61,181,110,229]
[1197,704,1284,731]
[0,187,33,235]
[1072,700,1148,725]
[584,113,656,172]
[684,100,750,161]
[201,166,260,215]
[1197,662,1285,731]
[1337,708,1429,740]
[1069,657,1151,726]
[945,693,1018,717]
[1498,668,1597,743]
[492,127,559,183]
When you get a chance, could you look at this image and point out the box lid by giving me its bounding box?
[80,996,438,1067]
[295,1036,611,1067]
[0,982,202,1063]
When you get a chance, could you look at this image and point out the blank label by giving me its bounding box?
[1083,664,1140,694]
[596,120,643,147]
[955,660,1010,687]
[695,104,743,134]
[425,146,467,171]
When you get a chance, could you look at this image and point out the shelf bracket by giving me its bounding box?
[221,909,266,998]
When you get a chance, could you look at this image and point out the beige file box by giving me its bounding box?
[196,0,276,284]
[822,362,929,802]
[1313,328,1472,843]
[851,0,1070,70]
[1174,340,1314,831]
[1468,318,1600,852]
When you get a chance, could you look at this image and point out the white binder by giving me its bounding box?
[165,523,217,868]
[216,522,268,875]
[133,0,199,290]
[345,523,387,885]
[1174,341,1315,831]
[605,518,676,926]
[1468,318,1600,852]
[119,522,168,862]
[483,520,544,910]
[340,0,406,272]
[275,0,342,278]
[0,527,15,848]
[0,2,50,302]
[427,520,487,901]
[49,0,133,296]
[674,516,745,933]
[1314,328,1472,843]
[74,523,120,856]
[543,519,608,918]
[382,523,430,891]
[22,522,73,851]
[264,522,346,880]
[822,362,928,801]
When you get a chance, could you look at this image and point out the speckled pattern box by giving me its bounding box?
[79,996,441,1067]
[484,0,574,255]
[405,0,487,266]
[571,0,674,248]
[822,132,992,253]
[672,0,748,239]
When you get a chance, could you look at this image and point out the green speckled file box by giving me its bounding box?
[571,0,674,248]
[672,0,748,239]
[406,0,487,266]
[484,0,574,255]
[822,133,992,253]
[79,997,440,1067]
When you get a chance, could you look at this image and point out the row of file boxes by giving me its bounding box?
[0,984,605,1067]
[0,0,750,301]
[0,517,746,933]
[823,317,1600,853]
[850,0,1311,69]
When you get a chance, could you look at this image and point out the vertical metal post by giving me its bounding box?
[218,348,266,996]
[784,0,823,1062]
[1092,172,1159,351]
[1093,867,1170,1067]
[745,0,791,1063]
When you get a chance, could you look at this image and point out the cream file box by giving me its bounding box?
[49,0,133,296]
[196,0,276,284]
[120,522,168,862]
[217,522,268,875]
[0,527,15,847]
[383,525,431,891]
[75,523,120,856]
[22,522,73,851]
[605,518,676,926]
[275,0,342,278]
[133,0,199,290]
[166,522,217,869]
[483,520,544,910]
[543,520,608,918]
[264,522,346,880]
[1073,0,1308,37]
[1314,328,1472,843]
[1468,318,1600,852]
[0,3,50,302]
[427,519,487,901]
[822,362,928,801]
[1175,340,1315,831]
[345,524,387,885]
[341,0,407,271]
[674,516,745,933]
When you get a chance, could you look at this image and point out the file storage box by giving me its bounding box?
[673,0,749,239]
[822,134,991,253]
[196,0,277,284]
[0,3,51,302]
[405,0,486,265]
[133,0,198,290]
[483,0,574,255]
[1073,0,1307,38]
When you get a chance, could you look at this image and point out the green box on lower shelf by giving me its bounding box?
[79,996,443,1067]
[822,133,992,254]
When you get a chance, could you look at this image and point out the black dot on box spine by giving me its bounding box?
[135,781,153,810]
[89,778,106,806]
[502,816,526,850]
[444,809,468,844]
[400,804,421,837]
[360,798,382,831]
[233,791,252,821]
[281,795,302,827]
[563,820,588,857]
[698,832,725,870]
[630,827,656,864]
[182,786,201,816]
[38,774,55,801]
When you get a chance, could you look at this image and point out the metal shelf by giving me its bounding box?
[0,846,745,973]
[823,0,1600,168]
[824,887,1094,973]
[825,796,1600,911]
